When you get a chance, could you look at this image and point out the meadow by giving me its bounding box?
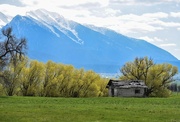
[0,94,180,122]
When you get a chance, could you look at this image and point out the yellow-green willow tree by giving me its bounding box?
[0,56,27,96]
[120,57,178,97]
[42,61,63,97]
[42,61,108,97]
[0,58,108,97]
[20,60,45,96]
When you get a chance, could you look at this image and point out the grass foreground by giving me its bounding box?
[0,94,180,122]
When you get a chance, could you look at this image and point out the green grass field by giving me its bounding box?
[0,95,180,122]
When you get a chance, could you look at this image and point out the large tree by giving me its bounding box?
[0,27,27,70]
[120,57,178,97]
[0,27,27,95]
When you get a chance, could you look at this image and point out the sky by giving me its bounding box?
[0,0,180,59]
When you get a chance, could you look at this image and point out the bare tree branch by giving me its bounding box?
[0,27,27,68]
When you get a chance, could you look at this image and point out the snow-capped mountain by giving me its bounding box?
[26,9,83,44]
[2,9,180,73]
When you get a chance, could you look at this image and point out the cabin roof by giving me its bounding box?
[106,79,147,89]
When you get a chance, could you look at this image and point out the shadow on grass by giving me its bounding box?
[0,96,9,98]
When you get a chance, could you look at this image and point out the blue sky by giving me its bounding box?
[0,0,180,59]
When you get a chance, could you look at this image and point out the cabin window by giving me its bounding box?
[135,89,140,94]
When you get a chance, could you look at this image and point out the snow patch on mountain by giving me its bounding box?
[26,9,83,44]
[85,24,107,35]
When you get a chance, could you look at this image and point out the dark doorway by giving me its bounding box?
[111,88,114,97]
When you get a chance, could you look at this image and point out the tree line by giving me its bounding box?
[0,59,108,97]
[0,27,179,97]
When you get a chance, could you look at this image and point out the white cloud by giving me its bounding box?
[154,37,164,42]
[0,4,30,16]
[106,13,165,33]
[139,36,154,42]
[142,12,169,19]
[109,0,180,6]
[139,36,164,43]
[160,43,177,47]
[175,49,180,51]
[104,8,120,16]
[20,0,109,8]
[170,12,180,18]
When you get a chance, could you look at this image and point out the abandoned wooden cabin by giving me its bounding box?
[106,79,148,97]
